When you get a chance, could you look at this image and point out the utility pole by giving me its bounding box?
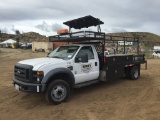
[15,30,20,48]
[0,30,2,42]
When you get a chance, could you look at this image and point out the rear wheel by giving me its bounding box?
[45,79,70,105]
[129,66,139,80]
[125,67,130,79]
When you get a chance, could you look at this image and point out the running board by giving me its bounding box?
[74,80,99,88]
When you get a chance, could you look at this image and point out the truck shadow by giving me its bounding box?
[71,74,151,101]
[15,79,128,106]
[13,75,151,106]
[71,78,128,98]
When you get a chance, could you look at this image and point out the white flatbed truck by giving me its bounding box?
[13,16,147,104]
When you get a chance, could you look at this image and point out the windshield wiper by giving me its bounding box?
[52,56,63,59]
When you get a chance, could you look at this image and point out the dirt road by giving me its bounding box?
[0,48,160,120]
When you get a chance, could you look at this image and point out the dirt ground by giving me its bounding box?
[0,48,160,120]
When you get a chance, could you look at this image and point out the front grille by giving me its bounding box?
[14,63,33,82]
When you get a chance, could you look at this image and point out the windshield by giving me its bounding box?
[48,46,79,60]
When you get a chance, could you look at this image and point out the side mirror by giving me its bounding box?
[75,53,88,63]
[47,52,50,57]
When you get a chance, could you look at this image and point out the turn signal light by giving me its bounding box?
[37,71,44,75]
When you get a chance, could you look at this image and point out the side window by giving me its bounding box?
[77,46,94,60]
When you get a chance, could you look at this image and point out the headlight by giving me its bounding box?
[37,77,40,82]
[33,71,44,83]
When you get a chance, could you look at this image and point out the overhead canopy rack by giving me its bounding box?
[48,15,142,65]
[49,31,105,42]
[48,15,140,54]
[49,15,105,42]
[63,15,104,31]
[49,32,138,43]
[105,35,139,42]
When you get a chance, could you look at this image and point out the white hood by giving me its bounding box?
[18,57,66,70]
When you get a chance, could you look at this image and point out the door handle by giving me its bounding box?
[95,62,97,66]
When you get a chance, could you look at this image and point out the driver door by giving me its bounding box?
[73,46,99,84]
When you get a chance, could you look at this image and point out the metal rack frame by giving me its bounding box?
[48,15,142,67]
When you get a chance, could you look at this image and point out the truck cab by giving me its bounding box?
[14,44,101,104]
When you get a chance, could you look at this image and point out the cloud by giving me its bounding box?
[104,27,127,33]
[35,21,63,32]
[51,23,63,32]
[0,25,16,34]
[0,27,8,33]
[0,0,160,35]
[35,21,50,32]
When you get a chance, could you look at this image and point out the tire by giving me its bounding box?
[45,79,70,105]
[129,66,139,80]
[125,67,130,79]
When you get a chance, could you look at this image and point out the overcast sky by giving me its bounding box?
[0,0,160,36]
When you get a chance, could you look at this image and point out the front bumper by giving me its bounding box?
[13,78,46,93]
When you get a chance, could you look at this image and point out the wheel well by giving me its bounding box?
[125,64,140,77]
[125,64,140,70]
[46,73,73,88]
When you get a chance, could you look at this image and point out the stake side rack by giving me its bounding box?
[48,15,147,69]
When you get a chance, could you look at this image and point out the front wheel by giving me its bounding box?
[129,66,140,80]
[45,80,70,105]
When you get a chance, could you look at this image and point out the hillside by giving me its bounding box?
[107,32,160,47]
[1,32,160,47]
[1,32,47,43]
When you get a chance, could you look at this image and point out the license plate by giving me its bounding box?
[15,84,20,91]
